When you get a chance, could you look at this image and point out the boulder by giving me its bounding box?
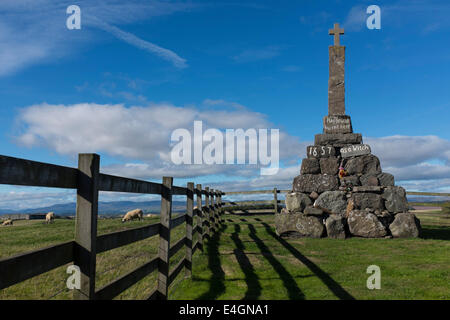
[275,211,301,237]
[301,158,320,174]
[377,172,395,187]
[360,174,379,186]
[351,193,384,210]
[382,186,408,213]
[304,206,324,216]
[347,210,388,238]
[389,212,421,238]
[309,191,319,200]
[344,155,381,176]
[275,212,325,238]
[285,192,312,212]
[294,215,326,238]
[314,191,347,215]
[292,174,339,193]
[325,215,347,239]
[340,175,360,187]
[320,157,340,175]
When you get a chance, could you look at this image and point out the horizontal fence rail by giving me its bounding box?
[0,153,224,300]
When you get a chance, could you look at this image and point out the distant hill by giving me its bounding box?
[0,200,187,216]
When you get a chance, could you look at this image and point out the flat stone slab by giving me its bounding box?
[293,174,339,193]
[340,144,371,158]
[323,115,353,134]
[352,186,382,193]
[315,133,362,146]
[306,145,336,158]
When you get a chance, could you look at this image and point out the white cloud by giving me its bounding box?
[365,135,450,167]
[15,101,306,178]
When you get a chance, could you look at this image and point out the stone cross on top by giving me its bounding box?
[329,23,344,46]
[328,22,346,116]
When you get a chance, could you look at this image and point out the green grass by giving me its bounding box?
[0,216,192,300]
[1,207,449,300]
[170,209,450,300]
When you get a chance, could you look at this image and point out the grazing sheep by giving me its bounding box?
[1,219,13,226]
[122,209,143,223]
[145,213,157,218]
[46,212,55,224]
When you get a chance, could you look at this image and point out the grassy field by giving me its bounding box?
[171,207,450,300]
[1,206,449,300]
[0,216,191,300]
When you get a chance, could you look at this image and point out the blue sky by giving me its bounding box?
[1,0,450,209]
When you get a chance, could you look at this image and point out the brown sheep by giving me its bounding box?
[46,212,55,224]
[122,209,143,223]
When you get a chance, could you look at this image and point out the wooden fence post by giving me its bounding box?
[156,176,173,300]
[185,182,194,277]
[210,189,216,232]
[196,184,203,251]
[273,187,278,214]
[218,191,222,224]
[204,187,210,238]
[214,191,220,225]
[73,153,100,300]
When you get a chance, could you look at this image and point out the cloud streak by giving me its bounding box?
[0,0,191,76]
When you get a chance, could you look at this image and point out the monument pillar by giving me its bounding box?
[328,45,345,115]
[323,23,352,134]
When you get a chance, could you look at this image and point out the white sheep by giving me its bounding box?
[122,209,143,223]
[1,219,13,226]
[45,212,55,224]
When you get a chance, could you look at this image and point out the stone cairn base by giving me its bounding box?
[275,115,422,239]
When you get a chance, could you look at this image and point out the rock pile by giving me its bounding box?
[275,116,422,239]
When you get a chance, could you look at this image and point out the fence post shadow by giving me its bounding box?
[247,224,304,300]
[231,223,262,300]
[196,223,228,300]
[261,222,355,300]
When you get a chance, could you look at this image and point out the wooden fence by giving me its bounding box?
[0,154,224,300]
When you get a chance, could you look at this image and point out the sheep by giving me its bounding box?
[122,209,143,223]
[1,219,13,226]
[46,212,55,224]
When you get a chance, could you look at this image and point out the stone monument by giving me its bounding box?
[275,23,421,239]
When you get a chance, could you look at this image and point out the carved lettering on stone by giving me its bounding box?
[340,144,371,158]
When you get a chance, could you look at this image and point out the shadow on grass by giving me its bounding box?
[261,222,355,300]
[248,224,304,300]
[420,226,450,240]
[196,224,228,300]
[231,224,262,300]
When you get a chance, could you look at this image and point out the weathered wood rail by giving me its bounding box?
[0,154,224,300]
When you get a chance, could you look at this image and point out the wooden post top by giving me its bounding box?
[329,23,344,46]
